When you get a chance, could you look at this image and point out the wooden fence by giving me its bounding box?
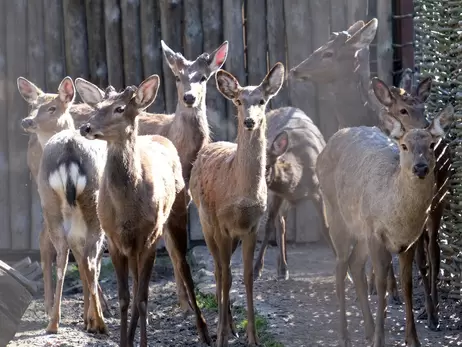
[0,0,393,252]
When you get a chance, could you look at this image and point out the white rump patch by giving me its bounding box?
[48,163,87,202]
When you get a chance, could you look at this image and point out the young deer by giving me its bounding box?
[190,63,285,347]
[254,108,328,280]
[316,110,451,347]
[371,75,454,331]
[17,77,110,320]
[22,77,108,334]
[78,75,210,347]
[75,40,228,312]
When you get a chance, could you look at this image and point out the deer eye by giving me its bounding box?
[430,142,436,150]
[114,106,125,114]
[322,51,334,59]
[175,76,181,82]
[259,99,265,106]
[401,144,408,151]
[400,109,408,115]
[235,99,242,106]
[48,106,56,114]
[200,76,207,83]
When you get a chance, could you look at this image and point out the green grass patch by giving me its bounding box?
[195,291,218,311]
[235,308,284,347]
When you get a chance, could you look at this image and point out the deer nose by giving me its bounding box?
[183,94,196,106]
[80,123,92,137]
[413,163,429,179]
[21,118,35,130]
[243,117,255,130]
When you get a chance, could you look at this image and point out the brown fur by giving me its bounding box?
[316,111,447,347]
[18,76,108,334]
[78,76,210,347]
[190,63,285,347]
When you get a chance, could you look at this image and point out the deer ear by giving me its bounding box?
[382,114,404,140]
[346,18,378,50]
[270,131,289,157]
[216,69,241,100]
[75,78,105,106]
[58,76,75,104]
[429,104,454,138]
[135,75,160,110]
[208,41,229,73]
[399,68,414,93]
[161,40,184,72]
[415,76,432,102]
[17,77,43,104]
[261,62,285,99]
[372,77,394,107]
[346,20,365,36]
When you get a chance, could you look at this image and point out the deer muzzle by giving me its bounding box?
[413,162,429,179]
[21,118,36,131]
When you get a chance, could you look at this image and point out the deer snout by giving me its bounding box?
[243,117,256,130]
[21,118,36,131]
[183,93,196,107]
[413,162,429,179]
[80,123,92,137]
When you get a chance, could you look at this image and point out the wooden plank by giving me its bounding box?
[376,0,393,84]
[284,0,316,125]
[159,0,183,114]
[367,0,378,77]
[27,0,46,250]
[104,0,124,91]
[202,0,228,141]
[347,0,368,25]
[6,0,31,250]
[246,0,267,86]
[266,0,289,109]
[63,0,89,80]
[140,0,166,113]
[44,0,66,91]
[120,0,142,86]
[223,0,246,140]
[330,0,347,32]
[0,0,10,250]
[85,0,108,87]
[183,0,203,61]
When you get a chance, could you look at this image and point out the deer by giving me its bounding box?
[371,74,454,331]
[77,75,211,347]
[17,77,111,321]
[316,107,452,347]
[190,62,285,347]
[17,77,108,334]
[75,40,228,313]
[253,108,328,280]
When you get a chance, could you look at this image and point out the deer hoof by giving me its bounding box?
[339,338,352,347]
[427,315,440,332]
[45,322,59,334]
[387,294,402,306]
[417,308,428,320]
[277,269,289,281]
[253,266,263,281]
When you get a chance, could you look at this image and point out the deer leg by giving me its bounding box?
[254,194,283,280]
[166,216,211,345]
[82,235,108,335]
[276,214,289,280]
[399,245,421,347]
[46,240,69,334]
[39,226,55,318]
[368,265,376,295]
[427,212,441,331]
[312,192,335,254]
[368,238,390,347]
[76,258,90,330]
[136,244,157,347]
[216,235,233,347]
[242,231,259,346]
[415,233,436,329]
[109,242,130,347]
[95,246,111,318]
[348,242,374,342]
[127,255,140,346]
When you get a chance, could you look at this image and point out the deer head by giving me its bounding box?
[383,109,451,179]
[216,62,285,131]
[162,40,228,108]
[372,76,433,130]
[17,76,75,135]
[289,18,378,83]
[77,76,160,142]
[265,131,290,185]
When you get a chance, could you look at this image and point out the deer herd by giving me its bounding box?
[15,17,456,347]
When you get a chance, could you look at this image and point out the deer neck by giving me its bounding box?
[37,114,76,149]
[233,117,267,198]
[105,122,142,189]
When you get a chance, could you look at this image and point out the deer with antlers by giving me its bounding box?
[190,62,285,347]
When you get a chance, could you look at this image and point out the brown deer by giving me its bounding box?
[78,75,211,347]
[20,77,108,334]
[371,74,454,331]
[17,77,111,320]
[75,40,228,312]
[190,62,285,347]
[316,109,452,347]
[254,108,328,280]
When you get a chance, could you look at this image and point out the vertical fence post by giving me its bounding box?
[104,0,124,91]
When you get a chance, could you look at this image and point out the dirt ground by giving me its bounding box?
[9,243,462,347]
